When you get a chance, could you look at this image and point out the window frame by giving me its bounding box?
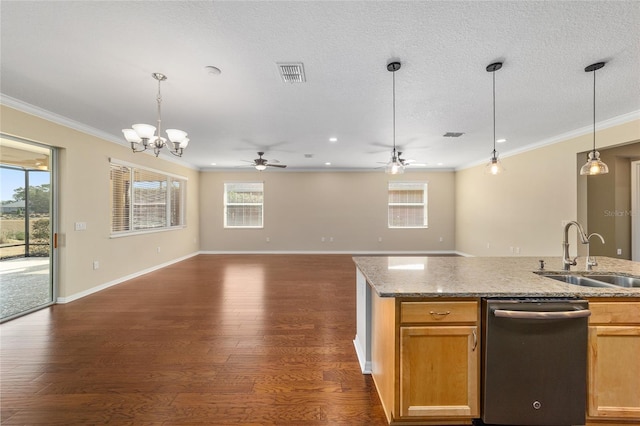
[224,182,264,229]
[110,159,187,237]
[387,181,429,229]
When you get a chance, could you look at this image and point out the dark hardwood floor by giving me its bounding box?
[0,254,388,425]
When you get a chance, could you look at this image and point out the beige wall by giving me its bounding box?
[456,118,640,257]
[1,105,200,300]
[585,142,640,259]
[199,170,456,253]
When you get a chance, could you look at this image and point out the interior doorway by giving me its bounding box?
[0,135,56,322]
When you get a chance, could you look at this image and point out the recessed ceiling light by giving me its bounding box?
[325,162,332,166]
[329,137,337,143]
[437,162,444,166]
[496,138,507,143]
[210,162,217,166]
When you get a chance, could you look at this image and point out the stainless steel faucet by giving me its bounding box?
[586,232,605,270]
[562,221,589,271]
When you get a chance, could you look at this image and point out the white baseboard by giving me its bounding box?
[353,336,372,374]
[199,250,458,255]
[56,252,199,304]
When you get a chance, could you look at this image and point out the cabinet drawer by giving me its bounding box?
[401,301,478,324]
[589,302,640,325]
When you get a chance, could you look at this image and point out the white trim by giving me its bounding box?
[632,160,640,262]
[353,337,372,374]
[56,252,199,304]
[198,250,458,255]
[110,157,188,181]
[1,94,198,171]
[457,110,640,171]
[454,251,475,257]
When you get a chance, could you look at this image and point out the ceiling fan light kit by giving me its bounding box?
[122,73,190,158]
[386,61,405,175]
[580,62,609,176]
[485,62,505,175]
[252,152,287,171]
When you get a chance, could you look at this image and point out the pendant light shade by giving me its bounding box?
[386,61,404,175]
[485,62,504,175]
[580,62,609,176]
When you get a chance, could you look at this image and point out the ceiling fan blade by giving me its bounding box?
[267,164,287,168]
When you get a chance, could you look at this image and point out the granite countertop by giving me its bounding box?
[353,256,640,298]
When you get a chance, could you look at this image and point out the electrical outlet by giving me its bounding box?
[266,237,270,242]
[617,248,622,255]
[157,247,161,253]
[439,237,443,242]
[93,260,99,270]
[75,222,86,231]
[516,247,521,254]
[378,237,382,242]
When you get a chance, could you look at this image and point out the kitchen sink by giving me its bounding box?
[584,274,640,288]
[540,274,618,288]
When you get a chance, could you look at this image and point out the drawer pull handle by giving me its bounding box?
[429,310,451,319]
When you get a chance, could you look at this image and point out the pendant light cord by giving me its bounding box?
[592,67,596,154]
[492,70,496,155]
[392,69,396,156]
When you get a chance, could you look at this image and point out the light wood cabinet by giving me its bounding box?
[587,300,640,424]
[371,295,480,425]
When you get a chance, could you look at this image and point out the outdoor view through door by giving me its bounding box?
[0,136,54,322]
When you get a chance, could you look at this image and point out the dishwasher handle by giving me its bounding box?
[493,307,591,320]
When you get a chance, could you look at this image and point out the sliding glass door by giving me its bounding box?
[0,136,56,322]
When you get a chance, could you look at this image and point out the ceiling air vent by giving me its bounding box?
[443,132,465,138]
[278,63,306,83]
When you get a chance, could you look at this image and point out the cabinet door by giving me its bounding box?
[588,325,640,419]
[400,325,479,418]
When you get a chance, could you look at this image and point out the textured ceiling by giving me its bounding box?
[1,1,639,171]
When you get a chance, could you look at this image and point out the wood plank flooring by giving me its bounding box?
[0,254,388,425]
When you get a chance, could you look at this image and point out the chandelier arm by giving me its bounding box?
[131,143,148,153]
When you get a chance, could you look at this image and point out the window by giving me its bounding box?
[388,182,428,228]
[110,160,186,235]
[224,182,263,228]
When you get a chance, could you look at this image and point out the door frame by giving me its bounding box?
[0,134,58,321]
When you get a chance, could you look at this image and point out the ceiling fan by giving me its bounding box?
[377,151,415,168]
[250,152,287,171]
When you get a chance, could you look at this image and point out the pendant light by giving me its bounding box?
[580,62,609,176]
[386,61,404,175]
[486,62,504,175]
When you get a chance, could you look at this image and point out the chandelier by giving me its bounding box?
[122,73,189,157]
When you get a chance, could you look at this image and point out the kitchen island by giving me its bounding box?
[353,256,640,426]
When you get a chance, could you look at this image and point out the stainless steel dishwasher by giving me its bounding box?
[482,298,590,426]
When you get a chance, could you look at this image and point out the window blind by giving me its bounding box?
[388,182,428,228]
[110,161,186,235]
[224,182,264,228]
